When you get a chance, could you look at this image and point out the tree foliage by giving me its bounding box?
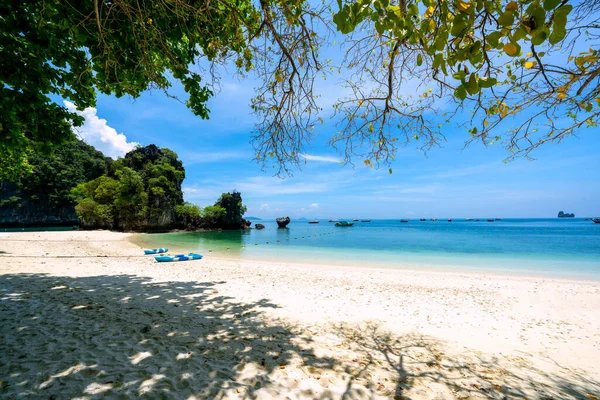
[213,191,248,229]
[0,139,108,226]
[322,0,600,169]
[72,145,185,230]
[0,0,257,180]
[2,0,597,178]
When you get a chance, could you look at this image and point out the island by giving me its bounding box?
[557,211,575,218]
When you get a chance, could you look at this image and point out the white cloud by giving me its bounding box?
[260,203,271,211]
[65,101,138,158]
[309,203,319,209]
[300,154,341,163]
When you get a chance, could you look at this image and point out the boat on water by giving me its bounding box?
[155,253,203,262]
[329,219,339,222]
[335,221,354,227]
[488,219,495,222]
[466,218,472,221]
[447,219,452,222]
[592,218,600,224]
[308,219,319,224]
[430,218,438,221]
[353,219,359,221]
[495,218,502,220]
[144,248,168,255]
[400,219,409,223]
[361,219,371,222]
[420,218,426,221]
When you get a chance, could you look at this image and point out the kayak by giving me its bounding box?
[154,253,203,262]
[144,248,168,255]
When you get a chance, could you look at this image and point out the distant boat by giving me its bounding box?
[420,218,426,221]
[335,221,354,227]
[329,219,339,222]
[430,218,438,221]
[592,218,600,224]
[308,219,319,224]
[361,219,371,222]
[448,219,452,222]
[400,219,409,223]
[475,219,480,221]
[488,219,495,222]
[466,218,472,221]
[353,219,359,221]
[495,218,502,220]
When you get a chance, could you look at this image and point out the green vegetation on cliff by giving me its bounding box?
[72,144,186,231]
[0,139,108,226]
[1,142,249,231]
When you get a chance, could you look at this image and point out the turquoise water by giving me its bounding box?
[133,218,600,279]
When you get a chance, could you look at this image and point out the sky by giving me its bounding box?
[63,62,600,220]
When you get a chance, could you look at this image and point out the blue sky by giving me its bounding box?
[65,68,600,219]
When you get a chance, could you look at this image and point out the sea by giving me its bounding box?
[131,218,600,280]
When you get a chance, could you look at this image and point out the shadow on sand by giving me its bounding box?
[1,273,598,399]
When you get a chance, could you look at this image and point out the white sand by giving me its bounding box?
[1,230,599,399]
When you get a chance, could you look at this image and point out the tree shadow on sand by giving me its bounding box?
[0,273,341,398]
[1,273,599,399]
[330,323,600,400]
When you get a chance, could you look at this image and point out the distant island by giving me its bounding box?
[558,211,575,218]
[245,216,262,221]
[0,141,249,232]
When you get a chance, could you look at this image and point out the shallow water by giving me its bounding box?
[132,218,600,279]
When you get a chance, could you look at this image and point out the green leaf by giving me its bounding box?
[479,77,497,88]
[498,12,515,26]
[466,73,479,95]
[486,31,503,48]
[452,70,466,80]
[408,3,419,15]
[432,53,444,69]
[454,84,467,100]
[451,15,469,36]
[417,53,423,66]
[543,0,561,11]
[513,25,528,41]
[531,29,548,45]
[549,4,572,44]
[434,32,448,51]
[530,6,546,31]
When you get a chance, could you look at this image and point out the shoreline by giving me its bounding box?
[128,233,600,282]
[1,230,599,398]
[1,230,598,282]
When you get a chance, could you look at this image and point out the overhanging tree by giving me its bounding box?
[1,0,598,179]
[323,0,600,170]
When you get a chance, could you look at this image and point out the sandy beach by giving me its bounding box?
[1,231,599,399]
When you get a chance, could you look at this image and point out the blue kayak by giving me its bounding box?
[144,248,168,255]
[155,253,203,262]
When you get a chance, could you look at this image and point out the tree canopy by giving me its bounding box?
[72,144,186,230]
[1,0,598,178]
[0,139,108,226]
